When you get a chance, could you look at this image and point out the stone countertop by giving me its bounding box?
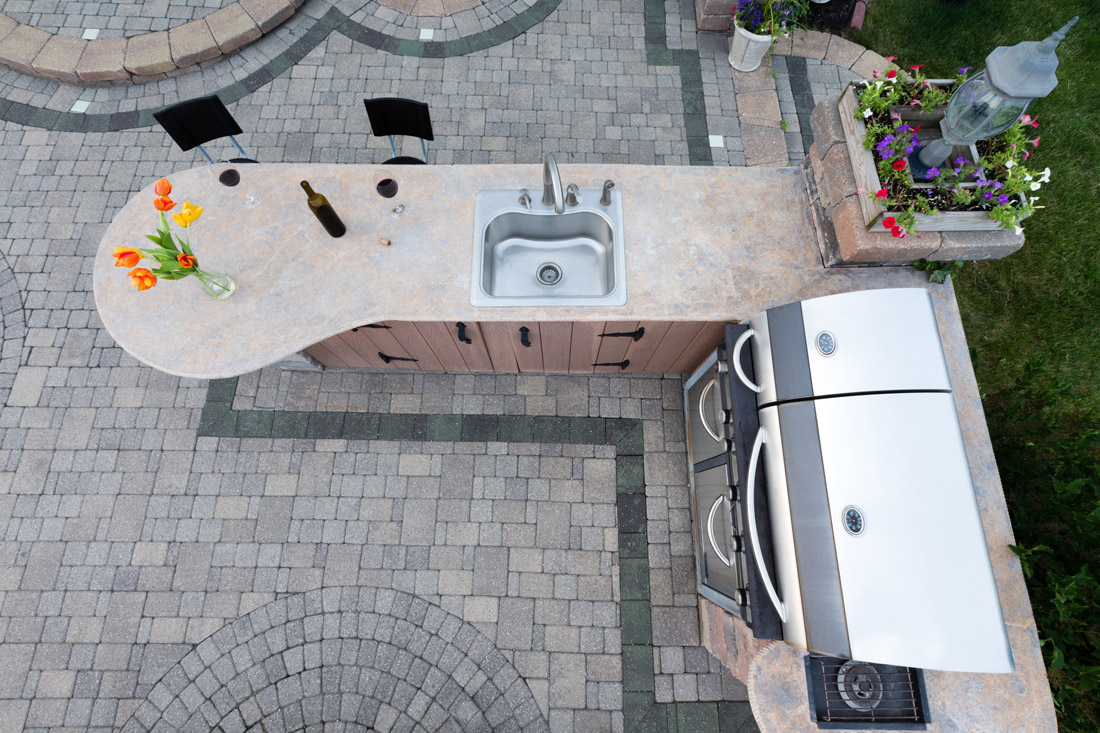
[94,163,927,379]
[745,282,1058,732]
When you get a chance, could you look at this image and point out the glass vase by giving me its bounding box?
[193,269,236,300]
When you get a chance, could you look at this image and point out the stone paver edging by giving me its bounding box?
[0,0,303,84]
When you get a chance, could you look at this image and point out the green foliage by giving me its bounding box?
[987,357,1100,730]
[853,2,1099,729]
[912,258,964,284]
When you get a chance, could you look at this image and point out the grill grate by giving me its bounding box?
[806,656,928,729]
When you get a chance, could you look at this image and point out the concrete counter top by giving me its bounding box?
[93,163,926,379]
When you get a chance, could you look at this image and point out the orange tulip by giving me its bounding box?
[112,246,142,268]
[154,195,176,211]
[127,268,157,291]
[177,253,197,268]
[154,178,172,196]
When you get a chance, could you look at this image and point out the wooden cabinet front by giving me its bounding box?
[306,320,729,374]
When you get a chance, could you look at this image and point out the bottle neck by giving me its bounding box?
[300,181,316,197]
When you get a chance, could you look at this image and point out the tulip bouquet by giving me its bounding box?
[114,178,234,299]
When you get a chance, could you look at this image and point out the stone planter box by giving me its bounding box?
[808,97,1024,267]
[836,83,1024,233]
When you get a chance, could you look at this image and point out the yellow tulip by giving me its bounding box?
[172,201,204,228]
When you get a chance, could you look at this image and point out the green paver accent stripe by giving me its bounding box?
[643,0,713,167]
[197,375,756,731]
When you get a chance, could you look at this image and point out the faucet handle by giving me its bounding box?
[518,189,532,209]
[600,180,615,206]
[565,184,580,207]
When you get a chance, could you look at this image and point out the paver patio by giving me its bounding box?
[0,0,876,730]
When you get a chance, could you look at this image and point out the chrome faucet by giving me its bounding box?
[518,189,532,209]
[542,154,564,214]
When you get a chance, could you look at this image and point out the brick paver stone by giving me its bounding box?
[205,4,263,55]
[0,23,51,75]
[124,30,175,76]
[169,20,221,68]
[75,37,128,82]
[240,0,296,34]
[30,34,86,82]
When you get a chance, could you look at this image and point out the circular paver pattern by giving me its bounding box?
[121,587,549,733]
[377,0,482,17]
[5,0,237,38]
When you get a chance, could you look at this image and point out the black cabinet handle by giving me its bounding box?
[599,327,645,341]
[456,322,472,344]
[352,324,391,332]
[593,360,630,370]
[519,327,532,348]
[378,352,417,364]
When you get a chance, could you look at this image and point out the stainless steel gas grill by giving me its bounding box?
[686,288,1014,674]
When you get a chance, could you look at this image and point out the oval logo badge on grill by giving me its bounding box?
[816,331,837,356]
[843,506,865,536]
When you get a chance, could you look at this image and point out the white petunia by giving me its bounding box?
[1039,167,1051,183]
[863,108,873,118]
[1030,181,1041,191]
[1014,224,1024,235]
[1005,160,1015,168]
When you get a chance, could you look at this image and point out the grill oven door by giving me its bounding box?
[684,349,731,466]
[692,460,747,610]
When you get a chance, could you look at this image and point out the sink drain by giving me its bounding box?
[537,263,562,286]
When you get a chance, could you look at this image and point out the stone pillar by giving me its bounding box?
[696,0,734,32]
[697,597,773,685]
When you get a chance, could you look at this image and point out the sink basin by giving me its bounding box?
[471,189,626,306]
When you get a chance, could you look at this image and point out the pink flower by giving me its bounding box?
[885,56,897,62]
[873,70,881,78]
[910,64,923,71]
[890,112,901,121]
[1020,114,1039,128]
[1028,136,1041,147]
[886,70,897,79]
[875,188,889,199]
[909,99,920,106]
[883,216,897,229]
[891,226,906,239]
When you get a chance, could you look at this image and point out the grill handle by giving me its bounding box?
[732,328,762,393]
[706,493,733,567]
[746,427,786,622]
[698,379,722,442]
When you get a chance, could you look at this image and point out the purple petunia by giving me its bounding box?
[982,192,994,200]
[958,67,972,74]
[925,167,940,179]
[997,194,1009,205]
[993,181,1004,190]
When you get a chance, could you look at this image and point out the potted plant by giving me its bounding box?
[837,60,1047,238]
[728,0,808,72]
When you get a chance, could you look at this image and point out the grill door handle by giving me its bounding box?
[698,379,722,443]
[706,494,732,567]
[746,427,786,622]
[732,328,762,394]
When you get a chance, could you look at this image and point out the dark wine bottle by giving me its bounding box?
[300,181,346,237]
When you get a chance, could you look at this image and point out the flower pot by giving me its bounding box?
[728,24,773,72]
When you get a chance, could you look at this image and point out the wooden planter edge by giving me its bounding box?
[836,82,1008,233]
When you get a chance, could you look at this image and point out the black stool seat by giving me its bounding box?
[154,95,254,164]
[384,156,427,165]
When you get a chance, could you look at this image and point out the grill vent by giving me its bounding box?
[805,656,929,729]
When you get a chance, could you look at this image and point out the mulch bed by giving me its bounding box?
[805,0,857,34]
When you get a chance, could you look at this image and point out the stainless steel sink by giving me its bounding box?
[471,189,626,306]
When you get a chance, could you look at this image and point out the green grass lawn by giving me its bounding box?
[849,1,1099,729]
